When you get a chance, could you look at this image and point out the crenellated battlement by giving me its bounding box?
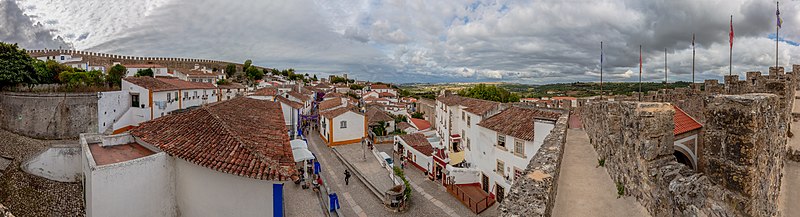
[24,49,257,72]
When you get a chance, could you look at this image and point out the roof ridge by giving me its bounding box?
[673,104,703,127]
[202,102,280,178]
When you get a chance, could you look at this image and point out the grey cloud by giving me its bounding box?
[0,0,71,49]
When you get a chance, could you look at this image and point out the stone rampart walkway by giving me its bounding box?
[551,129,650,217]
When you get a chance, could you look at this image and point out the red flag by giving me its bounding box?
[729,16,734,48]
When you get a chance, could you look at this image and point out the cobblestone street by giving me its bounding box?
[0,129,84,217]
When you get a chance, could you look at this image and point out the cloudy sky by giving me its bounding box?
[2,0,798,84]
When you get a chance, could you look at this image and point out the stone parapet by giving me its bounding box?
[0,203,13,217]
[703,94,785,217]
[498,113,569,217]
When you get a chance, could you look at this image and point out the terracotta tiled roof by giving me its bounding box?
[397,122,414,130]
[370,84,390,89]
[409,118,431,130]
[550,97,577,101]
[252,87,278,96]
[437,95,501,116]
[125,64,165,68]
[320,105,360,118]
[276,96,303,109]
[379,92,396,98]
[398,133,433,156]
[175,68,223,77]
[319,98,344,111]
[673,105,702,135]
[129,97,295,180]
[124,77,215,92]
[217,83,245,89]
[288,91,311,101]
[366,107,394,125]
[478,107,561,141]
[324,92,344,98]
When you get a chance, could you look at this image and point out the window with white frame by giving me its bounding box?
[497,134,506,148]
[340,121,347,129]
[496,160,505,176]
[467,116,471,126]
[515,140,525,156]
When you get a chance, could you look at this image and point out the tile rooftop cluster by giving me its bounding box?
[319,105,360,118]
[252,87,278,96]
[130,97,295,180]
[276,96,303,109]
[319,98,344,111]
[365,107,394,125]
[477,106,561,141]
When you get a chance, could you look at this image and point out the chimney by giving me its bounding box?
[194,64,200,70]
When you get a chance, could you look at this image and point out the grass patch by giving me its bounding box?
[597,158,605,167]
[616,181,625,198]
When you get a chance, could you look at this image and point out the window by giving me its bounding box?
[466,138,471,150]
[340,121,347,129]
[174,92,179,101]
[496,160,505,176]
[167,93,171,101]
[184,92,189,99]
[497,135,506,148]
[515,140,525,157]
[131,94,140,107]
[514,167,524,182]
[467,116,471,126]
[462,111,465,121]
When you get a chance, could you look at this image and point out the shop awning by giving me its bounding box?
[292,148,315,162]
[449,151,465,165]
[290,139,308,150]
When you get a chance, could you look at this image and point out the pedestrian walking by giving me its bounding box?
[344,170,351,185]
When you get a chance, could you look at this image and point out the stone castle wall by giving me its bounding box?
[0,92,98,139]
[578,94,785,217]
[25,49,258,73]
[498,113,569,217]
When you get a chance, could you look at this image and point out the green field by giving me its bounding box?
[399,81,695,99]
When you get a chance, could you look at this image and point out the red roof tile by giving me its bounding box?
[673,105,702,135]
[366,107,394,125]
[288,91,311,101]
[379,92,396,97]
[398,133,433,156]
[370,84,390,89]
[477,107,562,141]
[129,97,295,181]
[319,105,360,118]
[409,118,431,131]
[124,77,215,92]
[319,98,344,111]
[88,143,155,166]
[437,95,501,116]
[252,87,278,96]
[276,96,303,109]
[125,64,165,68]
[397,122,414,130]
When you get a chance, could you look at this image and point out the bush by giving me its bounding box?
[106,64,127,87]
[616,181,625,198]
[597,158,605,167]
[216,79,230,85]
[393,166,412,201]
[135,68,154,77]
[59,69,104,87]
[411,112,424,119]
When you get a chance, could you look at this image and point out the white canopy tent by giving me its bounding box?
[290,139,308,150]
[290,139,315,162]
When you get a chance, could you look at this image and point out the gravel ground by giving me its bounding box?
[0,129,84,217]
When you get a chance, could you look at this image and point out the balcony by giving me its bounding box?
[446,183,495,214]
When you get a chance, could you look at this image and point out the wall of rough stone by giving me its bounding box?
[578,94,785,217]
[0,92,98,139]
[497,113,569,217]
[26,49,259,73]
[0,203,13,217]
[702,94,785,217]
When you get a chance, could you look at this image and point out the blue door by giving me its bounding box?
[273,183,284,217]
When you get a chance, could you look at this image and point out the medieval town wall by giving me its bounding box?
[498,113,569,216]
[25,49,258,73]
[0,92,97,139]
[577,94,785,217]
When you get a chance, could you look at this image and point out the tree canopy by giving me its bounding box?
[457,84,520,103]
[225,63,237,78]
[106,64,127,87]
[246,66,264,82]
[0,42,35,88]
[135,68,154,77]
[243,60,252,72]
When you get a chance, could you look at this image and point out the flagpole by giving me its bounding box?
[777,1,780,70]
[664,48,667,87]
[730,15,733,76]
[692,33,695,83]
[600,41,603,100]
[639,45,642,101]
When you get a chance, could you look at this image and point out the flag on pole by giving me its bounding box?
[778,4,783,28]
[730,16,734,48]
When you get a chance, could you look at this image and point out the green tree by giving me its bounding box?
[411,112,424,119]
[458,84,520,103]
[225,63,237,78]
[243,59,252,72]
[0,42,36,88]
[106,64,127,87]
[135,68,154,77]
[350,84,364,90]
[32,60,59,84]
[312,74,318,81]
[281,69,289,77]
[216,79,230,85]
[270,68,280,76]
[246,66,264,82]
